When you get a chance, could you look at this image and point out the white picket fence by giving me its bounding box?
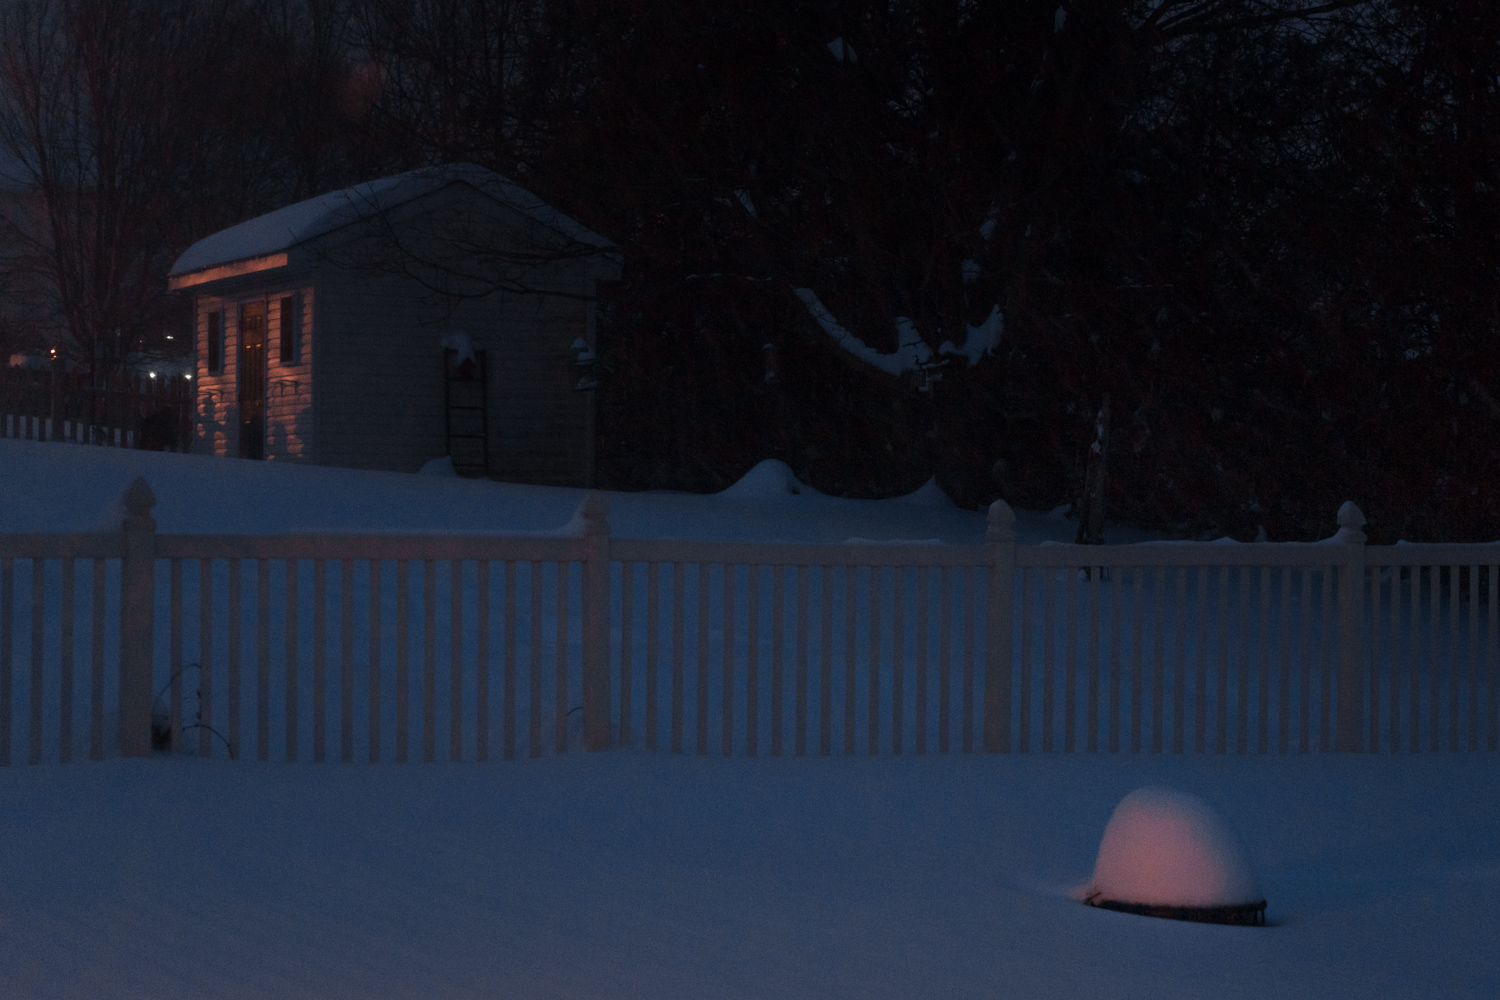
[0,478,1497,765]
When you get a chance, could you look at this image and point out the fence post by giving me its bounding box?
[580,491,612,751]
[1334,500,1367,752]
[119,476,157,757]
[984,500,1016,752]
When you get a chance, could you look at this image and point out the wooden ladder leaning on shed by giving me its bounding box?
[443,347,489,478]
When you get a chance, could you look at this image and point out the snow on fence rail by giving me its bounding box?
[0,479,1496,765]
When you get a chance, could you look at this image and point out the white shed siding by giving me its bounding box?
[265,288,314,462]
[314,268,451,473]
[312,265,593,484]
[194,295,237,456]
[193,284,315,460]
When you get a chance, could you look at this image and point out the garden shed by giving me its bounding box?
[167,163,619,486]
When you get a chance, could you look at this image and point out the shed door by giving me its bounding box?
[238,302,266,459]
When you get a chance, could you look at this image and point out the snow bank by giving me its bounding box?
[893,477,954,507]
[418,455,459,477]
[718,459,820,498]
[1084,786,1261,908]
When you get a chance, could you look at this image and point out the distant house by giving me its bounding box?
[167,164,620,486]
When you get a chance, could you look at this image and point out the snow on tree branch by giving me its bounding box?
[939,306,1003,366]
[793,288,1001,377]
[794,288,929,376]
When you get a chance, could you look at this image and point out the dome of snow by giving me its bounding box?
[1085,786,1261,908]
[719,459,818,498]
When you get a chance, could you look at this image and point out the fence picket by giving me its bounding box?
[1258,566,1272,755]
[557,561,570,755]
[1408,567,1421,753]
[698,563,710,756]
[820,566,833,756]
[30,559,44,764]
[1153,567,1167,754]
[621,562,634,748]
[844,566,856,756]
[1448,565,1459,753]
[369,561,381,763]
[476,560,489,762]
[1215,566,1229,755]
[1468,565,1479,753]
[747,566,759,756]
[1490,564,1498,753]
[198,559,212,758]
[528,562,543,757]
[61,559,75,762]
[284,560,297,761]
[1172,567,1187,754]
[796,564,809,757]
[1369,568,1383,754]
[313,560,327,762]
[915,566,928,755]
[1278,566,1292,754]
[504,561,517,759]
[424,559,437,762]
[1237,567,1250,754]
[1063,567,1076,752]
[256,559,270,761]
[1488,563,1498,752]
[0,559,10,767]
[1386,568,1399,754]
[343,559,355,764]
[1320,568,1334,753]
[1019,568,1033,753]
[1298,567,1312,753]
[452,560,463,762]
[772,565,785,757]
[868,567,881,757]
[721,564,733,756]
[1086,567,1101,753]
[1040,569,1057,752]
[396,560,410,761]
[936,567,950,754]
[671,562,683,754]
[891,566,903,755]
[1190,567,1205,753]
[1110,567,1123,754]
[645,562,658,752]
[170,558,183,755]
[228,560,241,759]
[92,559,105,760]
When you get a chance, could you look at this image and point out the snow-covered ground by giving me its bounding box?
[1,439,1497,998]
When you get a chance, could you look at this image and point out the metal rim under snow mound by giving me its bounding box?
[1084,892,1267,926]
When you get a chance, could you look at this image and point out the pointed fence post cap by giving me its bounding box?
[122,476,157,532]
[1334,500,1366,544]
[580,490,610,534]
[986,499,1016,543]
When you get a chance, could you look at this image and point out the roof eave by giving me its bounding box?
[167,251,290,292]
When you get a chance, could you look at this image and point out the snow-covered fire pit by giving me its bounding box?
[1081,786,1267,926]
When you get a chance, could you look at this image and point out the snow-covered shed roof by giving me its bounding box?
[168,163,616,286]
